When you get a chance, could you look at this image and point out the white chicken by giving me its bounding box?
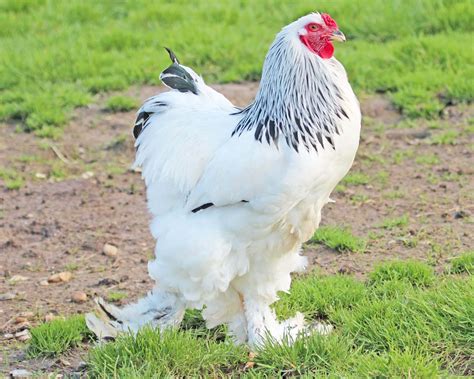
[86,12,361,346]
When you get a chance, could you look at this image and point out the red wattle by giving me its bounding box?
[318,42,334,59]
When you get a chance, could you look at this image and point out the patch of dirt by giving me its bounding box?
[0,83,473,375]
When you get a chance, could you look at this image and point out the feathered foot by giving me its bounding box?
[85,289,185,341]
[243,298,333,346]
[307,320,334,336]
[276,312,333,341]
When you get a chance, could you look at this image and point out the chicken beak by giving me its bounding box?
[331,30,346,42]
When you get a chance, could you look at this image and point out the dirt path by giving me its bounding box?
[0,83,473,374]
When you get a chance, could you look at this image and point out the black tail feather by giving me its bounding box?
[164,47,180,64]
[160,52,198,95]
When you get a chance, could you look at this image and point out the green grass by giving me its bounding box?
[368,260,435,287]
[0,168,24,190]
[105,95,138,112]
[415,154,440,165]
[309,225,366,253]
[431,130,460,145]
[88,328,246,378]
[26,261,473,376]
[375,170,389,186]
[85,260,473,377]
[107,291,128,302]
[50,161,67,180]
[392,149,415,164]
[350,193,369,204]
[1,0,473,136]
[383,190,405,199]
[341,172,370,186]
[64,262,79,271]
[449,251,474,274]
[379,214,409,229]
[274,274,366,320]
[28,315,90,357]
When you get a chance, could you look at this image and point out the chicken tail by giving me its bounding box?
[85,289,185,341]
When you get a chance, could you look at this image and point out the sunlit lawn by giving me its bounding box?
[1,0,473,137]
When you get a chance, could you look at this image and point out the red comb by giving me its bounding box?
[321,13,338,29]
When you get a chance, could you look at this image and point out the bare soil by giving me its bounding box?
[0,83,473,375]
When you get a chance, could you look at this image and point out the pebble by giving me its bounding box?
[96,278,119,286]
[14,329,30,342]
[244,352,257,370]
[13,321,30,332]
[14,316,28,324]
[48,271,72,283]
[244,361,255,370]
[103,243,118,257]
[9,369,32,378]
[59,358,71,367]
[72,291,87,303]
[3,333,14,340]
[454,210,468,219]
[39,280,49,286]
[35,172,47,179]
[81,171,94,179]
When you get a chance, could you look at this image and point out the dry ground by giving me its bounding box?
[0,83,473,374]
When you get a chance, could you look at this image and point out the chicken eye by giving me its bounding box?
[309,24,319,31]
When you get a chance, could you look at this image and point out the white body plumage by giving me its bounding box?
[87,13,361,346]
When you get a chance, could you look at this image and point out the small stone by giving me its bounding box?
[15,329,30,342]
[96,278,119,287]
[72,291,87,303]
[244,361,255,370]
[413,130,430,139]
[35,172,47,179]
[9,368,32,378]
[47,274,61,283]
[15,329,29,337]
[3,333,14,340]
[103,243,118,257]
[58,271,72,281]
[14,316,28,324]
[454,210,468,219]
[244,352,257,370]
[0,292,16,301]
[39,280,49,286]
[59,358,71,366]
[48,271,72,283]
[81,171,94,179]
